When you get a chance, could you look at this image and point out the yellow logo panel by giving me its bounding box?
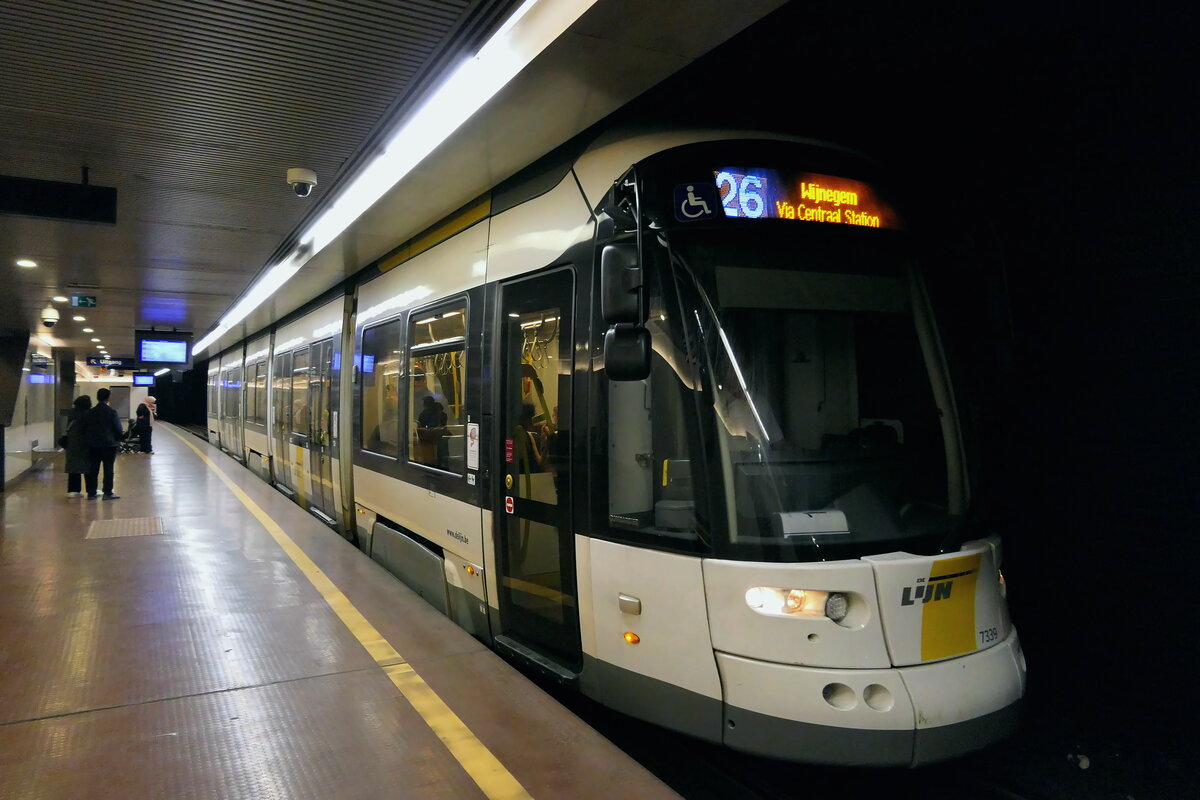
[920,553,981,662]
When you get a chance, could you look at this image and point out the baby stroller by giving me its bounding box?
[120,421,142,454]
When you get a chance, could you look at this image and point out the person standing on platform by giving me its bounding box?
[81,387,124,500]
[135,395,156,453]
[62,394,92,496]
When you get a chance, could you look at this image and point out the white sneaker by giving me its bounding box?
[66,491,80,497]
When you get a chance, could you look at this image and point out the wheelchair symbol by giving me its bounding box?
[674,182,719,222]
[681,186,711,218]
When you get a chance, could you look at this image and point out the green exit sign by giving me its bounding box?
[70,295,97,308]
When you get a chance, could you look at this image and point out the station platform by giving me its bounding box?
[0,424,677,799]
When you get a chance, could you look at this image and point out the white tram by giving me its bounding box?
[206,127,1026,766]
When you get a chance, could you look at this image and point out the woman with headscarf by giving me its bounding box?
[135,395,156,453]
[62,394,92,496]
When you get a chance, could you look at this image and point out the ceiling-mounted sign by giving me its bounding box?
[86,356,135,369]
[135,329,193,369]
[70,295,97,307]
[0,175,117,224]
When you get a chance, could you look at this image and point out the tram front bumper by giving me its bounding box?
[716,629,1026,767]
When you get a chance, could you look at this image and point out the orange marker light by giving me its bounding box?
[624,632,640,644]
[466,565,476,576]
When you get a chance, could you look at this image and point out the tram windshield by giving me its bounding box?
[664,228,963,560]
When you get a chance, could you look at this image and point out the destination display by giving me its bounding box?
[134,330,193,370]
[712,168,902,230]
[140,339,187,363]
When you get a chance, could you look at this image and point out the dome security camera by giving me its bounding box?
[41,305,59,328]
[287,167,318,197]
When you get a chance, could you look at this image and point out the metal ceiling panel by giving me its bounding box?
[0,0,786,373]
[0,0,510,362]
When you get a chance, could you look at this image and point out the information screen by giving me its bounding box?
[133,375,154,386]
[713,168,902,230]
[140,339,188,363]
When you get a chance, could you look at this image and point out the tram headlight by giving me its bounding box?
[745,586,838,619]
[824,592,849,623]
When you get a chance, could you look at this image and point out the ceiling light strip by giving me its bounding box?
[193,0,594,356]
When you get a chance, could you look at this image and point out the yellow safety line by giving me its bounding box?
[163,425,533,800]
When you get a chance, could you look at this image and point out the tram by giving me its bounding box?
[205,126,1026,766]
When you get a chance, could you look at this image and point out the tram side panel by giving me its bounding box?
[351,219,490,631]
[571,196,726,737]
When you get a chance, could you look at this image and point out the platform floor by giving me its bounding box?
[0,424,677,800]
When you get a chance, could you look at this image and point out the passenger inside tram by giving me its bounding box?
[508,310,569,505]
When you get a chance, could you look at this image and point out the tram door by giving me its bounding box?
[289,347,311,506]
[271,350,296,494]
[228,366,244,459]
[306,338,338,525]
[494,268,580,670]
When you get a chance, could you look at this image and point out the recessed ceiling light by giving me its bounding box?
[52,295,68,303]
[73,316,85,322]
[90,338,100,342]
[16,259,37,268]
[82,328,94,333]
[96,344,104,349]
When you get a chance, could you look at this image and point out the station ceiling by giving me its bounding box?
[0,0,783,373]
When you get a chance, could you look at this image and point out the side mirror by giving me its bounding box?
[604,325,650,381]
[600,243,643,324]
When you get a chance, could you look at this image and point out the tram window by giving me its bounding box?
[291,349,310,437]
[311,340,333,447]
[408,304,466,473]
[508,304,568,505]
[243,364,253,424]
[249,361,267,424]
[272,353,291,434]
[244,368,255,423]
[207,374,218,415]
[226,368,242,420]
[256,362,267,423]
[361,320,402,457]
[605,284,705,543]
[221,371,234,418]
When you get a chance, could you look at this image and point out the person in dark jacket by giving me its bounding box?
[134,395,156,453]
[81,387,124,500]
[62,395,92,496]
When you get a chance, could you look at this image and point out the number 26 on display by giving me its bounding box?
[716,171,765,218]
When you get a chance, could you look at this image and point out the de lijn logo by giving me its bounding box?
[901,568,975,606]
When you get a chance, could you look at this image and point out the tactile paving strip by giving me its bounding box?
[85,516,165,539]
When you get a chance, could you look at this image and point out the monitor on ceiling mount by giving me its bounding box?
[135,330,193,370]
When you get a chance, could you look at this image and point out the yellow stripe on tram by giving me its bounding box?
[164,425,533,800]
[920,552,981,662]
